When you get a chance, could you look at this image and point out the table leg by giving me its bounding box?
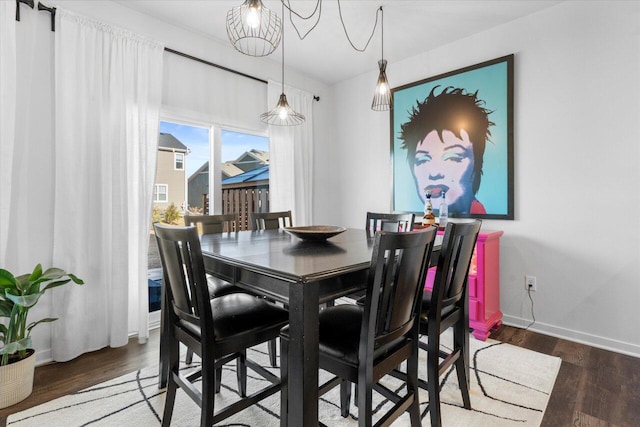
[158,275,169,388]
[286,281,319,426]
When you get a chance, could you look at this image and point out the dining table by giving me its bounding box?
[194,226,441,426]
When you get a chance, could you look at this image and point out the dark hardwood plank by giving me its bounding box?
[491,325,640,427]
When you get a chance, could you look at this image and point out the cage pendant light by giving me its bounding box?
[261,4,305,126]
[226,0,282,57]
[372,6,392,111]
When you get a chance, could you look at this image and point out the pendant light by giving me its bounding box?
[261,3,305,126]
[371,6,392,111]
[226,0,282,57]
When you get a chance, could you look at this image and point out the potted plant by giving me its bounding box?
[0,264,83,408]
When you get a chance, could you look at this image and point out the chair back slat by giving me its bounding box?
[365,212,415,233]
[184,213,237,235]
[154,223,211,329]
[251,210,292,230]
[362,227,437,350]
[432,221,482,309]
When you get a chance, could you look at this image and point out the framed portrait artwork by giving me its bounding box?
[391,54,514,220]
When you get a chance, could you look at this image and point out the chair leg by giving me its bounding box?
[454,323,471,409]
[215,366,222,393]
[340,380,351,418]
[280,336,289,427]
[237,350,247,397]
[185,349,194,365]
[406,342,422,427]
[161,374,177,427]
[356,379,373,427]
[159,339,169,388]
[427,331,442,427]
[269,338,277,367]
[201,353,216,427]
[161,337,180,426]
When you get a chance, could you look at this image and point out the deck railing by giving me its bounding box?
[202,181,269,231]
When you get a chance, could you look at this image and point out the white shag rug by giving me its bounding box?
[8,330,560,427]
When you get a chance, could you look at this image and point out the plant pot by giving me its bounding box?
[0,349,36,409]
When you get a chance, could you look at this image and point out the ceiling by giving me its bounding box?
[115,1,562,85]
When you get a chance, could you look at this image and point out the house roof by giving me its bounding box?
[221,165,269,184]
[188,161,209,182]
[221,162,244,178]
[158,133,188,152]
[235,149,269,164]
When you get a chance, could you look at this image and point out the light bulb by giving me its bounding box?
[378,82,389,95]
[278,107,288,120]
[246,4,261,29]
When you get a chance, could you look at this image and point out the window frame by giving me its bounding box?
[154,184,168,203]
[174,152,185,171]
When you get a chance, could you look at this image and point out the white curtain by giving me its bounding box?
[51,9,164,361]
[0,2,16,265]
[267,81,314,226]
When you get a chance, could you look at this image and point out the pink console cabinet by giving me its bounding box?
[425,229,504,341]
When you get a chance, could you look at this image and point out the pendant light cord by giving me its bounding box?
[380,6,384,59]
[282,0,322,40]
[281,1,285,93]
[282,0,381,53]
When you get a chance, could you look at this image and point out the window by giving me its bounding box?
[175,152,184,170]
[154,184,168,202]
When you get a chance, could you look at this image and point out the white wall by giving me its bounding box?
[319,1,640,356]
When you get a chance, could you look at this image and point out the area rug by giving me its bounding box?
[8,330,560,427]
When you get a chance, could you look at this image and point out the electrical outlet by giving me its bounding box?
[525,275,537,291]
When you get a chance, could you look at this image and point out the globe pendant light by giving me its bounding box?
[261,3,305,126]
[226,0,282,57]
[372,6,392,111]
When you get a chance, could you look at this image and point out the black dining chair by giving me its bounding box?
[347,212,417,306]
[154,223,288,427]
[181,214,242,366]
[365,211,415,233]
[184,213,237,234]
[280,227,438,427]
[250,210,292,230]
[158,215,244,387]
[418,220,481,426]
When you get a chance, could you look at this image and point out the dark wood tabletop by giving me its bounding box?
[200,228,373,280]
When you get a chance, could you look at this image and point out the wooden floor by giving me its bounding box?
[1,325,639,427]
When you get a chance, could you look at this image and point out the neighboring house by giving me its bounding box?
[233,149,269,172]
[221,164,269,187]
[187,162,210,211]
[187,150,270,211]
[221,161,244,180]
[154,133,188,211]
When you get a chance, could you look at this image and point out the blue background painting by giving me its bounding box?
[392,56,512,218]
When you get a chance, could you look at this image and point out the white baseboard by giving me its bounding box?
[35,349,53,367]
[502,314,640,358]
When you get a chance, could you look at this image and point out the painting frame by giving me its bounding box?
[390,54,514,220]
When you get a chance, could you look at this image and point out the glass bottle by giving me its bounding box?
[439,192,448,227]
[422,192,436,226]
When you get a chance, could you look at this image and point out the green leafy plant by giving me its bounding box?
[0,264,83,366]
[163,202,181,224]
[151,206,163,225]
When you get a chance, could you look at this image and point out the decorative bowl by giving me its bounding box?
[283,225,347,241]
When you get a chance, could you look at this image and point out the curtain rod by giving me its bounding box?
[164,47,268,85]
[166,48,320,101]
[23,1,320,101]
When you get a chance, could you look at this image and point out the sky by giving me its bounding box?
[159,121,269,177]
